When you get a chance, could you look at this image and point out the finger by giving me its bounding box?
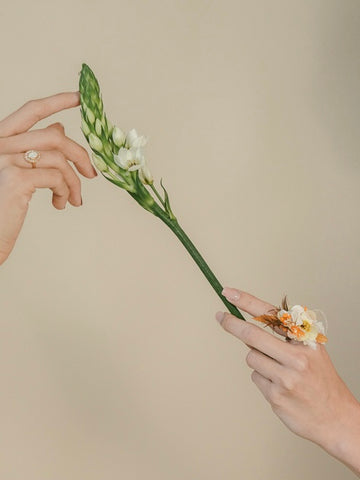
[24,168,70,210]
[0,92,80,137]
[46,122,65,133]
[0,126,96,178]
[216,312,293,365]
[222,288,276,317]
[251,371,272,402]
[246,348,285,383]
[5,151,82,207]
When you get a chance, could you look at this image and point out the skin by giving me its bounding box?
[216,287,360,477]
[0,92,97,265]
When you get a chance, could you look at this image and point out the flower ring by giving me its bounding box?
[24,150,41,168]
[253,297,328,349]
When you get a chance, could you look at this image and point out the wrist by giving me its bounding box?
[320,397,360,476]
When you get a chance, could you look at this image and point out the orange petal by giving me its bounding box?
[316,333,328,344]
[290,325,305,337]
[253,315,268,324]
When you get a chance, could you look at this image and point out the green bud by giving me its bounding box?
[86,108,95,125]
[81,118,90,136]
[89,133,103,151]
[95,118,102,136]
[104,143,112,158]
[92,153,108,172]
[106,117,113,134]
[112,126,126,147]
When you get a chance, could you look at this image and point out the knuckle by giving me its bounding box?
[220,314,232,332]
[49,122,65,132]
[246,349,256,368]
[280,374,296,392]
[250,370,258,383]
[49,151,65,166]
[49,128,65,147]
[52,170,64,186]
[294,354,309,372]
[58,183,70,197]
[269,385,283,408]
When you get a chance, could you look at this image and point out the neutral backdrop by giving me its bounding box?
[0,1,359,479]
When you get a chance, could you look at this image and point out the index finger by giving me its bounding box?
[217,312,293,365]
[0,92,80,137]
[222,288,276,317]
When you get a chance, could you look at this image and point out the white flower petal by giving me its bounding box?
[131,147,145,165]
[126,128,147,149]
[126,129,138,148]
[139,163,153,185]
[114,147,133,169]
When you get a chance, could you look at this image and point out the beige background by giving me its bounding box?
[1,0,360,478]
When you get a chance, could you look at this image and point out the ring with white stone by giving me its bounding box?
[24,150,41,168]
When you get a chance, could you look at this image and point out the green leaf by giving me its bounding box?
[160,179,176,220]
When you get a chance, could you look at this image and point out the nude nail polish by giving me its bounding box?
[216,311,225,324]
[222,287,241,302]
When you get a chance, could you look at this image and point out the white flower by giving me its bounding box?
[139,161,153,185]
[289,305,305,324]
[114,146,144,171]
[112,126,126,147]
[112,128,153,184]
[126,128,147,149]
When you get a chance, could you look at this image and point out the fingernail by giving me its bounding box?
[92,167,98,177]
[222,287,241,301]
[216,311,225,324]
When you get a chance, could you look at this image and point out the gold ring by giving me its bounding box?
[24,150,41,168]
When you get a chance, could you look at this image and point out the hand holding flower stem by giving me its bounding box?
[79,64,244,320]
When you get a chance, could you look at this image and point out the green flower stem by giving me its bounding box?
[153,205,245,320]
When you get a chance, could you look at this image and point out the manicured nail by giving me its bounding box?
[216,311,225,324]
[222,287,241,302]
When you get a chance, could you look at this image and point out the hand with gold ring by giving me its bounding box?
[0,92,97,265]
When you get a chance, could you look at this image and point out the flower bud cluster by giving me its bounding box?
[79,64,153,187]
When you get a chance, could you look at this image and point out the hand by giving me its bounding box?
[0,92,97,265]
[216,287,360,476]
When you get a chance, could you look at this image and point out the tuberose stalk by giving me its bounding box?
[153,205,245,320]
